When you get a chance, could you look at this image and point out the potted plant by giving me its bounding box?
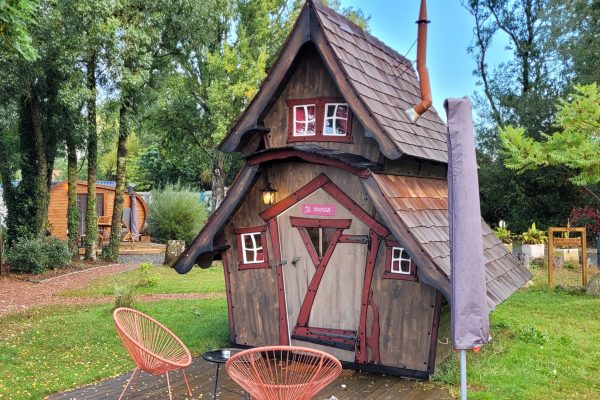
[520,223,547,259]
[494,220,514,253]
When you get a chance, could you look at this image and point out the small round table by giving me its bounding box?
[203,348,248,400]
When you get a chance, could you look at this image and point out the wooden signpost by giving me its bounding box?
[547,227,587,288]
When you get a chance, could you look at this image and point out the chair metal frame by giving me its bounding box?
[225,345,342,400]
[113,307,193,400]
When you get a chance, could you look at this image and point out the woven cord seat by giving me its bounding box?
[225,346,342,400]
[113,307,193,400]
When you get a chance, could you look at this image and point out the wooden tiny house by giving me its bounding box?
[174,0,531,378]
[48,181,148,241]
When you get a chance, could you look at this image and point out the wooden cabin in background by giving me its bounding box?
[173,0,531,378]
[48,181,148,241]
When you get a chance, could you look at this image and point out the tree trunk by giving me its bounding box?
[67,137,79,257]
[210,152,225,212]
[105,98,130,261]
[85,56,98,260]
[29,95,49,237]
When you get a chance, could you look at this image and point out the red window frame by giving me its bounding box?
[287,97,353,144]
[234,226,270,270]
[383,240,417,281]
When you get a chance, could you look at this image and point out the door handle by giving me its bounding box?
[291,257,300,267]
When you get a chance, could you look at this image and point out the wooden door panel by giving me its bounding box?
[277,188,369,361]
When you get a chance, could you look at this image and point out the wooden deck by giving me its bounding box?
[77,242,166,256]
[49,356,451,400]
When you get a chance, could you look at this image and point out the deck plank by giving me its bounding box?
[49,356,451,400]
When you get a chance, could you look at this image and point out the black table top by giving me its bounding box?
[202,348,242,364]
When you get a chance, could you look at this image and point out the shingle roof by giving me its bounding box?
[369,173,531,306]
[219,0,448,163]
[312,1,448,162]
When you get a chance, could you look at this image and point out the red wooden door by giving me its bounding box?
[276,188,369,362]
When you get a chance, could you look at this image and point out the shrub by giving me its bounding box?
[43,236,72,268]
[113,285,135,310]
[494,220,513,244]
[135,262,159,288]
[147,184,207,244]
[7,238,48,274]
[519,223,547,244]
[7,236,72,274]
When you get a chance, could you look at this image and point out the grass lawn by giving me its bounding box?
[2,262,600,399]
[435,265,600,399]
[57,263,226,297]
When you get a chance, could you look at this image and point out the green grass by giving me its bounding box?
[434,266,600,399]
[58,263,226,297]
[0,299,229,399]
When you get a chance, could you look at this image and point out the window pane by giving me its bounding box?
[306,227,320,258]
[307,121,316,135]
[295,106,306,122]
[336,105,348,119]
[324,118,334,135]
[391,260,401,273]
[336,119,347,135]
[243,234,254,250]
[306,105,315,121]
[400,260,411,274]
[327,104,335,117]
[295,122,306,135]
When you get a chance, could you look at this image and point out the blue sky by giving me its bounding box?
[339,0,510,115]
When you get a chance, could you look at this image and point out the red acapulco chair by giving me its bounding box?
[113,307,193,400]
[225,345,342,400]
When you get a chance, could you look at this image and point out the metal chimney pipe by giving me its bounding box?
[405,0,432,123]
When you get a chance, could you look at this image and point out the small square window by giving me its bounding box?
[384,241,417,281]
[323,103,349,136]
[390,247,411,274]
[293,105,316,136]
[235,226,269,270]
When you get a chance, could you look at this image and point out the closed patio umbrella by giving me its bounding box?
[445,97,490,400]
[130,193,139,241]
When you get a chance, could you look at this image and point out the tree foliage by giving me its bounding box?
[500,84,600,192]
[0,0,38,60]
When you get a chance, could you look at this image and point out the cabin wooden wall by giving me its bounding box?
[223,161,444,372]
[263,46,381,163]
[223,162,373,347]
[48,182,146,240]
[368,238,438,372]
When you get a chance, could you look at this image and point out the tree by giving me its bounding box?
[500,84,600,201]
[463,0,588,231]
[0,0,38,60]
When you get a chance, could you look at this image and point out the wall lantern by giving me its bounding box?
[262,174,277,206]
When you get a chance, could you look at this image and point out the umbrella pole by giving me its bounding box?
[460,349,467,400]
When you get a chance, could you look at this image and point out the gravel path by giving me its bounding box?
[0,263,213,317]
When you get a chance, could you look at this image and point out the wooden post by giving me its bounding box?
[581,228,587,287]
[547,228,554,288]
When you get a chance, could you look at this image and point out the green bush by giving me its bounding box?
[147,184,207,244]
[7,236,71,274]
[43,236,72,268]
[135,262,159,287]
[113,284,135,310]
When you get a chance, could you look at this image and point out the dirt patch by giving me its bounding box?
[4,260,113,283]
[0,263,135,316]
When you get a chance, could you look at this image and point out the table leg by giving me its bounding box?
[212,363,220,400]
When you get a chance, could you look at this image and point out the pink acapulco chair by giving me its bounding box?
[225,346,342,400]
[113,307,193,400]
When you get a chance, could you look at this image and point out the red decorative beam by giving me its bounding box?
[247,149,371,178]
[260,174,330,222]
[356,231,381,364]
[322,182,389,237]
[290,217,352,229]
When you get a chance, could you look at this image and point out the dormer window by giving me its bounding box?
[324,103,350,136]
[287,97,352,143]
[293,104,316,136]
[383,241,417,281]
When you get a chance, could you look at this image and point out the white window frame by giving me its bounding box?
[241,232,264,264]
[323,103,349,136]
[293,104,316,136]
[390,247,412,275]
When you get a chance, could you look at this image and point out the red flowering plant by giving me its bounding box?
[570,206,600,241]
